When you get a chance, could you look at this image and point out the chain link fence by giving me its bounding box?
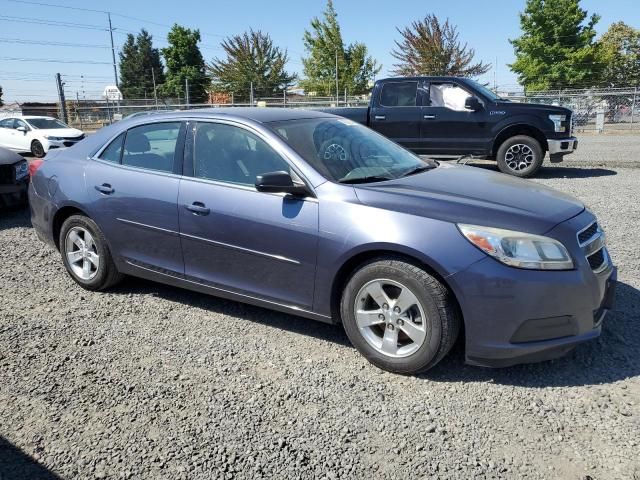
[503,87,639,133]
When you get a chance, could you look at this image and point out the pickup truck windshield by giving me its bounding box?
[466,80,503,102]
[268,118,436,183]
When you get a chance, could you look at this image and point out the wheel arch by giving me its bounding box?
[329,248,463,328]
[492,124,548,157]
[52,205,91,250]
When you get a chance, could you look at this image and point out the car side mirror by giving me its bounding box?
[465,96,482,111]
[255,171,310,197]
[16,126,27,133]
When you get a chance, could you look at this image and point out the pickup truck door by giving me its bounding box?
[369,80,424,150]
[421,81,492,155]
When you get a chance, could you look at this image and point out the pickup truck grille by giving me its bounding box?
[0,165,14,185]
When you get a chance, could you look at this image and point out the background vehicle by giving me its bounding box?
[0,116,85,158]
[29,109,615,374]
[0,146,29,208]
[321,77,577,177]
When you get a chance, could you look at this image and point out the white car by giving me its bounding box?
[0,116,85,158]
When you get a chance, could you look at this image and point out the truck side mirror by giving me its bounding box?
[465,96,482,111]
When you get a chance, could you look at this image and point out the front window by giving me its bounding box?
[269,118,436,184]
[464,80,503,102]
[25,118,69,129]
[429,83,472,111]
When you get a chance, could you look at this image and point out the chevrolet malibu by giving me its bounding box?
[29,109,616,374]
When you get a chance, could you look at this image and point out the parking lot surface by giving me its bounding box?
[1,164,639,479]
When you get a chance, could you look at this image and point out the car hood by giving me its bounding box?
[497,101,571,115]
[35,128,84,138]
[0,147,25,165]
[352,163,584,234]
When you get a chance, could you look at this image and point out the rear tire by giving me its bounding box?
[59,214,123,291]
[496,135,543,178]
[340,257,460,374]
[31,140,46,158]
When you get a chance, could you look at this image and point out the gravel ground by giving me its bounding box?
[1,165,639,480]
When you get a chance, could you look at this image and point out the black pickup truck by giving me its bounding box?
[321,76,577,177]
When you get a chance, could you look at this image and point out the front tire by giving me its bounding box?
[31,140,46,158]
[59,215,123,290]
[496,135,543,178]
[340,257,460,374]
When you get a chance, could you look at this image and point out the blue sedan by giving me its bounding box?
[29,108,616,373]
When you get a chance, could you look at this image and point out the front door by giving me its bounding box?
[0,118,14,148]
[178,120,319,309]
[84,121,186,274]
[421,81,491,154]
[370,80,423,150]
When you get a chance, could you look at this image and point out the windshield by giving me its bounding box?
[268,118,436,183]
[26,118,69,129]
[465,80,503,102]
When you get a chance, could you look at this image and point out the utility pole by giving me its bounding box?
[335,50,339,106]
[107,12,118,86]
[151,68,159,109]
[185,78,190,107]
[75,91,83,130]
[55,73,68,124]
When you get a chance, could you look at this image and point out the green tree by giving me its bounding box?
[597,21,640,87]
[208,29,296,100]
[118,29,165,99]
[161,24,209,103]
[300,0,380,96]
[391,15,490,77]
[510,0,602,91]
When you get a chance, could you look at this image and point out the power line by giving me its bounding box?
[1,56,113,65]
[0,37,111,48]
[0,14,108,30]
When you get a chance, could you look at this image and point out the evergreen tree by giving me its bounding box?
[300,0,380,96]
[391,14,490,77]
[597,22,640,87]
[118,29,165,99]
[161,25,209,103]
[208,29,296,100]
[510,0,602,91]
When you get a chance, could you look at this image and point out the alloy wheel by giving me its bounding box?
[504,144,535,171]
[65,226,100,280]
[353,279,427,358]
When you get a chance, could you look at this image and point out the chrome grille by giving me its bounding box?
[577,220,608,273]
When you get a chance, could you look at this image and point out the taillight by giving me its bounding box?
[28,159,44,178]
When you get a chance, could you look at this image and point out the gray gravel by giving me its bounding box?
[1,165,639,479]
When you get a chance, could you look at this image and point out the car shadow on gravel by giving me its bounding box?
[0,436,61,480]
[0,206,31,230]
[110,277,353,347]
[468,163,618,179]
[425,281,640,388]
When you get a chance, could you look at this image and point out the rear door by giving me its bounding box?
[369,80,423,150]
[84,121,186,274]
[178,120,319,309]
[420,81,490,154]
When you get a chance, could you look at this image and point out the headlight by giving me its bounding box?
[458,224,574,270]
[548,114,567,133]
[44,135,62,141]
[15,160,29,180]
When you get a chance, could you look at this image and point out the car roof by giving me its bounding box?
[124,107,335,124]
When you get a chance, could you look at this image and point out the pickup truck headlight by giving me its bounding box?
[548,114,567,133]
[457,224,574,270]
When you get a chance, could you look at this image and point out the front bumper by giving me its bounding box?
[45,137,84,150]
[448,211,616,368]
[548,136,578,158]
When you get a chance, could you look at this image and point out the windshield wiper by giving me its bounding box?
[398,164,435,178]
[338,175,393,184]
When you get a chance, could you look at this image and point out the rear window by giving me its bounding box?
[121,122,181,173]
[379,81,418,107]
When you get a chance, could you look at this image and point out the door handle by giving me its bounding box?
[186,202,210,215]
[423,114,437,119]
[374,115,386,121]
[95,183,114,194]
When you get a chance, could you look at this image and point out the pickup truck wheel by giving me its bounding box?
[340,257,460,374]
[496,135,543,178]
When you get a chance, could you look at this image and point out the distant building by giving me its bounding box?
[0,102,59,118]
